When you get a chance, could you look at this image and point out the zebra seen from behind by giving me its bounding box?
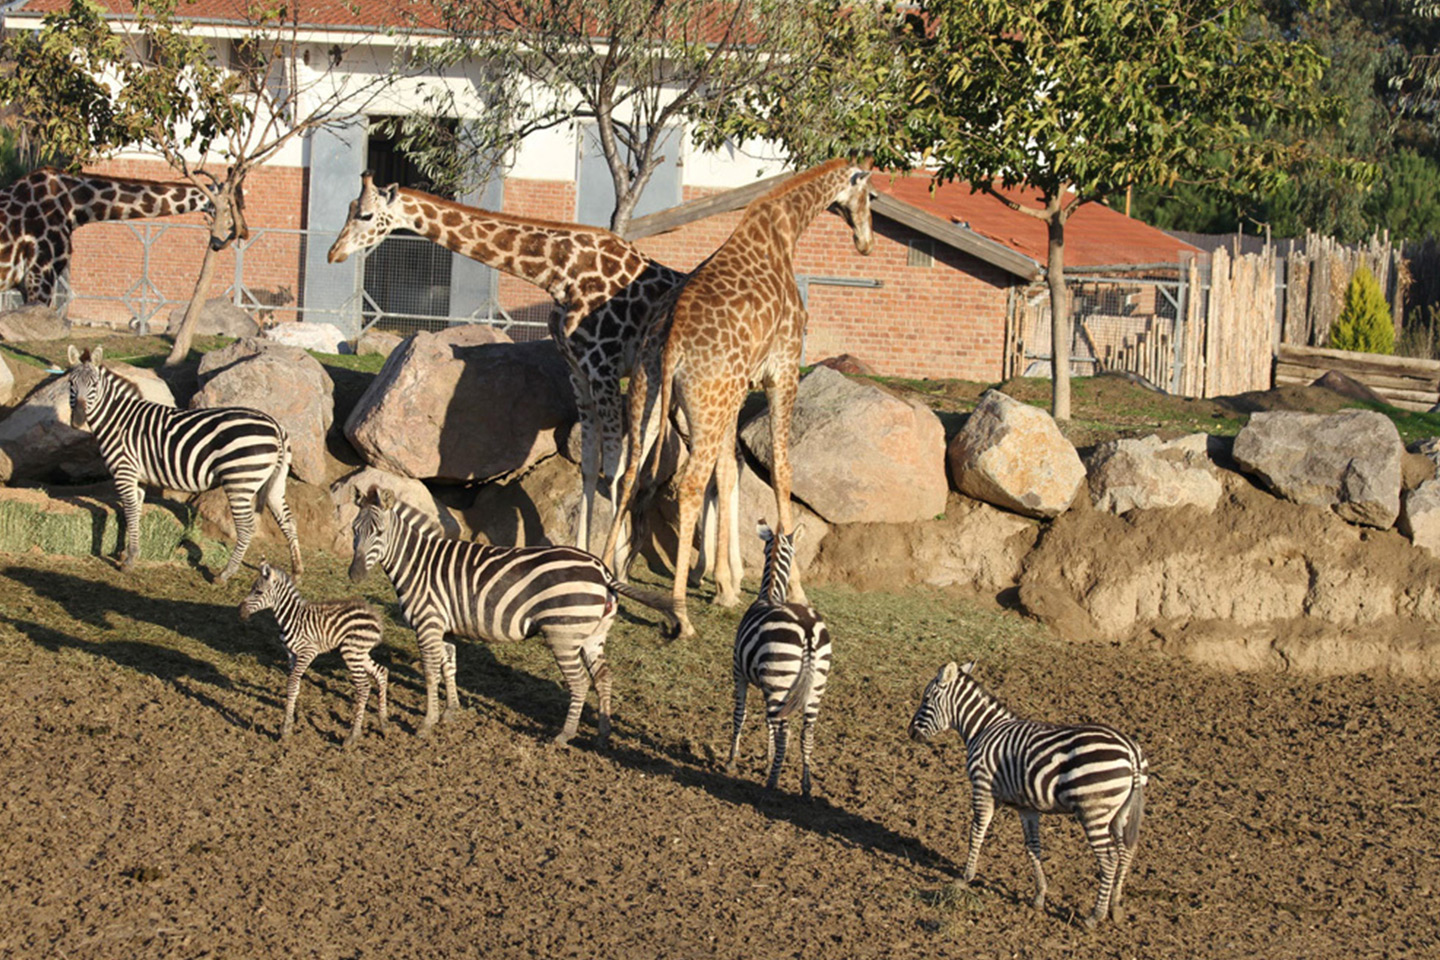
[347,486,679,744]
[65,345,302,582]
[726,520,831,797]
[240,562,388,747]
[908,660,1148,927]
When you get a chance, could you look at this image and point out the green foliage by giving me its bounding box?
[1329,265,1396,354]
[1365,148,1440,240]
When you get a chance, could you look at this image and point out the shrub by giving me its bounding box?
[1329,265,1394,355]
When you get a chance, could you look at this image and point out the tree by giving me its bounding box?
[894,0,1343,419]
[1330,264,1396,353]
[0,0,420,364]
[395,0,898,235]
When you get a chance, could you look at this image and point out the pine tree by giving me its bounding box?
[1329,265,1394,355]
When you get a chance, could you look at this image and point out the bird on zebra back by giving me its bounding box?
[64,345,303,583]
[908,661,1149,927]
[346,486,679,745]
[239,562,392,748]
[726,519,832,797]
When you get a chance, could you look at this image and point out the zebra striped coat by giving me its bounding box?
[908,661,1148,927]
[726,520,831,797]
[65,345,302,582]
[239,562,386,747]
[348,486,678,744]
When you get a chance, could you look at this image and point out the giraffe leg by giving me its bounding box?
[764,370,806,606]
[711,418,742,608]
[603,356,654,572]
[670,422,726,639]
[1020,810,1047,910]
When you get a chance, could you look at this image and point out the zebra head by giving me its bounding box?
[328,171,407,264]
[239,562,281,621]
[756,519,803,604]
[66,344,105,431]
[908,661,977,742]
[829,166,873,257]
[349,485,396,582]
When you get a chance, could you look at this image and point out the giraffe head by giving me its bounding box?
[829,165,873,256]
[327,172,408,264]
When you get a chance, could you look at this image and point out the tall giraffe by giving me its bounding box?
[606,159,873,638]
[327,172,688,555]
[0,167,217,307]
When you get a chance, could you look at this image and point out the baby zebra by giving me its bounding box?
[239,562,388,747]
[348,486,679,745]
[908,661,1148,927]
[726,520,831,796]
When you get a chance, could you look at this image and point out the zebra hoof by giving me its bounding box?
[1032,894,1046,910]
[343,734,360,750]
[279,726,293,742]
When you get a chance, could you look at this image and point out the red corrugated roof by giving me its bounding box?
[875,172,1200,269]
[9,0,445,31]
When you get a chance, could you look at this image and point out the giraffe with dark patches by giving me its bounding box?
[0,167,218,307]
[605,160,873,639]
[328,173,690,558]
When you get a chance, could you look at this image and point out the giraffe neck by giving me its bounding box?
[741,159,852,252]
[58,172,211,227]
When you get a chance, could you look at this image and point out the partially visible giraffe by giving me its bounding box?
[327,172,690,556]
[606,159,873,638]
[0,167,219,307]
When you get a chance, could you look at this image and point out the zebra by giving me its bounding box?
[347,486,679,744]
[239,562,388,747]
[726,520,831,797]
[908,660,1148,927]
[65,345,302,583]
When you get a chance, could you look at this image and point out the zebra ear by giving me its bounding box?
[67,345,81,366]
[377,488,396,510]
[259,561,271,576]
[756,519,774,542]
[960,661,975,675]
[940,662,959,685]
[792,522,805,544]
[91,345,104,364]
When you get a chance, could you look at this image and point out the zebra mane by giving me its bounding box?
[95,362,143,398]
[388,497,446,537]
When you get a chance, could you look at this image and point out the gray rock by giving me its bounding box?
[739,365,947,524]
[1086,433,1222,515]
[1232,410,1402,528]
[0,305,69,341]
[344,325,576,483]
[191,339,335,485]
[0,362,174,482]
[1400,479,1440,557]
[0,352,13,406]
[144,298,261,338]
[356,329,404,358]
[264,321,350,355]
[946,389,1086,519]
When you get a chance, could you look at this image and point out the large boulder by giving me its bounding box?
[192,339,335,484]
[1086,433,1223,515]
[356,329,404,358]
[329,466,463,557]
[1400,479,1440,557]
[947,389,1086,519]
[0,305,69,342]
[141,298,261,338]
[264,321,350,355]
[0,362,174,482]
[739,366,947,524]
[0,352,13,406]
[1232,409,1402,528]
[344,326,577,484]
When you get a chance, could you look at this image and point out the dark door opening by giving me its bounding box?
[362,126,454,332]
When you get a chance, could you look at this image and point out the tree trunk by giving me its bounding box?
[1047,215,1070,421]
[164,243,221,367]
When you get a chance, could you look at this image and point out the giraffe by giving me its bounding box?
[327,172,690,557]
[605,159,873,638]
[0,167,220,307]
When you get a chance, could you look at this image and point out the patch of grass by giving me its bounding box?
[313,350,388,374]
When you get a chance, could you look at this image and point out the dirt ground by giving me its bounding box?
[2,546,1438,960]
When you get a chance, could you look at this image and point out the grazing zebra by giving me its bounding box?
[347,486,678,744]
[65,345,302,582]
[908,661,1148,927]
[239,562,387,747]
[726,520,831,797]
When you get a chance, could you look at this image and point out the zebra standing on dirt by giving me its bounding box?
[726,520,831,797]
[908,660,1148,927]
[65,345,303,582]
[239,562,388,747]
[347,486,678,745]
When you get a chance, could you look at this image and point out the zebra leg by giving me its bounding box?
[373,663,389,733]
[962,790,996,884]
[218,485,259,583]
[799,716,815,799]
[725,673,748,774]
[1020,810,1047,910]
[578,633,613,747]
[441,641,459,719]
[765,717,789,790]
[344,656,372,750]
[113,470,145,572]
[263,467,304,581]
[414,629,447,737]
[1085,838,1121,929]
[1111,842,1136,922]
[281,650,316,741]
[550,642,592,746]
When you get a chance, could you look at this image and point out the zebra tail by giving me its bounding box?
[775,637,817,720]
[608,578,681,639]
[256,427,294,506]
[1113,757,1147,850]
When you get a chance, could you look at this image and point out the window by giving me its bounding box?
[907,238,935,268]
